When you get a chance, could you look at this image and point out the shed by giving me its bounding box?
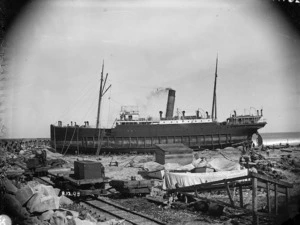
[154,144,194,165]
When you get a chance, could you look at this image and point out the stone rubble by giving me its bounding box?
[1,142,300,224]
[0,144,126,225]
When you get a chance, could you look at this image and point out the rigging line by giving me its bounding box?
[63,126,76,156]
[56,81,94,118]
[61,126,68,153]
[56,78,97,121]
[64,84,97,119]
[107,88,112,128]
[108,97,123,106]
[80,93,99,124]
[112,80,156,89]
[60,88,97,124]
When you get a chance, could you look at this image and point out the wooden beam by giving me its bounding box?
[250,172,293,188]
[180,192,276,217]
[286,187,289,207]
[252,177,259,225]
[77,128,79,154]
[275,184,278,215]
[225,181,235,207]
[266,182,271,213]
[257,180,287,194]
[239,185,244,208]
[168,175,250,193]
[194,188,199,198]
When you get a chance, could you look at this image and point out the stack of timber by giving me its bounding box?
[109,179,155,195]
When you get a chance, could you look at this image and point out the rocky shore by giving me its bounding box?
[1,141,300,225]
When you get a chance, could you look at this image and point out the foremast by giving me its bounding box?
[96,60,111,155]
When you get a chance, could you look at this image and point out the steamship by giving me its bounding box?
[50,59,267,154]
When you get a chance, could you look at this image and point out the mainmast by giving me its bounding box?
[211,55,218,120]
[96,60,111,155]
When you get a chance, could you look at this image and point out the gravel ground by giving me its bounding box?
[3,145,299,224]
[58,146,300,225]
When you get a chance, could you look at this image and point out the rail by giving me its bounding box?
[82,197,166,225]
[34,175,165,224]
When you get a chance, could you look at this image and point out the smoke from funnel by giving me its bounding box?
[148,87,173,99]
[137,87,173,118]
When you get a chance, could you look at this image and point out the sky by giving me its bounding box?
[1,0,300,138]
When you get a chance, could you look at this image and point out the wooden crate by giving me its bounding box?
[74,160,105,180]
[154,144,193,165]
[191,167,214,173]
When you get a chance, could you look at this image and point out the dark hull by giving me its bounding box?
[50,121,266,154]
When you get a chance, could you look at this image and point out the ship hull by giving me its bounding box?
[50,121,266,154]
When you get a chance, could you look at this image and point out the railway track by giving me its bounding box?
[81,197,166,225]
[34,176,165,224]
[34,176,54,186]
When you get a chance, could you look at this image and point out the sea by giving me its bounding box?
[260,132,300,146]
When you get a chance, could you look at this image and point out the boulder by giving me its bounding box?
[74,218,97,225]
[96,219,125,225]
[3,194,29,219]
[26,192,60,213]
[40,185,58,197]
[85,213,97,223]
[15,183,38,205]
[54,188,61,196]
[50,210,68,225]
[208,202,224,217]
[3,178,18,194]
[59,208,79,218]
[23,216,44,225]
[44,148,63,160]
[19,150,25,155]
[38,209,54,221]
[193,201,209,212]
[59,195,73,206]
[293,158,300,168]
[223,219,239,225]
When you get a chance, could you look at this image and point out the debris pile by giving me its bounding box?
[2,178,124,225]
[1,141,300,224]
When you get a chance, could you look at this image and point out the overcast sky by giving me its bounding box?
[2,0,300,138]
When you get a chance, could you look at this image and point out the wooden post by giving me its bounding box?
[286,187,289,207]
[275,184,278,215]
[239,185,243,208]
[252,177,259,225]
[266,182,271,213]
[225,181,235,207]
[194,188,199,198]
[77,128,79,154]
[53,127,57,151]
[232,187,236,201]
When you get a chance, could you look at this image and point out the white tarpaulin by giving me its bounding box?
[163,169,248,190]
[207,158,241,171]
[142,161,164,172]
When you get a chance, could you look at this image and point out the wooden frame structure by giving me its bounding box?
[167,172,293,225]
